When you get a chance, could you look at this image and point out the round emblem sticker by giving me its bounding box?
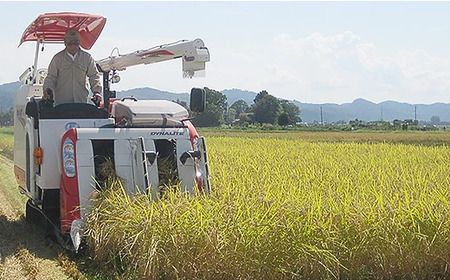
[65,122,79,130]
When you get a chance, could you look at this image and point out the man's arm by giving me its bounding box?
[86,55,102,95]
[43,54,59,99]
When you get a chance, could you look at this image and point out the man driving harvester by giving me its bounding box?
[43,28,102,106]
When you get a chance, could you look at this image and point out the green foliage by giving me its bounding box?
[253,91,282,124]
[229,99,249,117]
[280,99,301,124]
[253,90,269,104]
[0,108,14,127]
[277,111,290,126]
[225,107,236,124]
[251,90,300,125]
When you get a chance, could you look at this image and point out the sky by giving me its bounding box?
[1,1,450,105]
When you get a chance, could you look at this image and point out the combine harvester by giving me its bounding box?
[13,12,211,251]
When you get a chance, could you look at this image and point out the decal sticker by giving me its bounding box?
[138,50,174,57]
[65,122,79,130]
[150,131,184,136]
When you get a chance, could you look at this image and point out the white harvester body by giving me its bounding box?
[13,12,211,251]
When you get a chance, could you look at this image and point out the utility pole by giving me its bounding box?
[414,106,417,121]
[320,106,323,125]
[380,105,383,122]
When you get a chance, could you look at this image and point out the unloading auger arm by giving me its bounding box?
[96,38,210,109]
[96,38,210,77]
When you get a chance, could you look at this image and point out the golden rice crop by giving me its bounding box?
[0,127,14,160]
[86,135,450,279]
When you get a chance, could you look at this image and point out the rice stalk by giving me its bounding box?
[85,136,450,279]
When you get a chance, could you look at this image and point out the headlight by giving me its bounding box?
[63,138,76,177]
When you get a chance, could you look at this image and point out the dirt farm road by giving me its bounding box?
[0,154,72,280]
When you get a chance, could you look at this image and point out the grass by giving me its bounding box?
[85,132,450,279]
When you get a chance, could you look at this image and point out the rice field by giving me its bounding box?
[0,127,14,160]
[86,131,450,279]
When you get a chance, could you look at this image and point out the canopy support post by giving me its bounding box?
[32,39,41,84]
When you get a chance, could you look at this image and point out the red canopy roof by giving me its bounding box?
[19,12,107,50]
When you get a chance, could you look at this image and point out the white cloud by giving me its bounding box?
[266,31,450,104]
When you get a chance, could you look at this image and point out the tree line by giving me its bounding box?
[191,88,301,127]
[0,108,13,127]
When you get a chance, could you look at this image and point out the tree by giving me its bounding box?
[431,116,441,125]
[0,108,13,127]
[237,112,250,125]
[225,107,236,124]
[253,90,269,104]
[280,100,301,124]
[191,87,227,127]
[229,100,249,118]
[253,91,281,124]
[277,112,290,126]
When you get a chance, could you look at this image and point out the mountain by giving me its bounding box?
[293,98,450,123]
[116,87,189,104]
[2,82,450,122]
[117,88,258,107]
[221,89,256,106]
[0,81,21,110]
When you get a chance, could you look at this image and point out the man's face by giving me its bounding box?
[65,39,80,55]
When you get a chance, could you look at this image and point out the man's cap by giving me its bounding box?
[64,28,81,43]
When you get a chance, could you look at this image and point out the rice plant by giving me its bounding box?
[85,135,450,279]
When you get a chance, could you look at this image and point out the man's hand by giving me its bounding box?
[43,88,53,100]
[92,92,102,106]
[40,88,54,108]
